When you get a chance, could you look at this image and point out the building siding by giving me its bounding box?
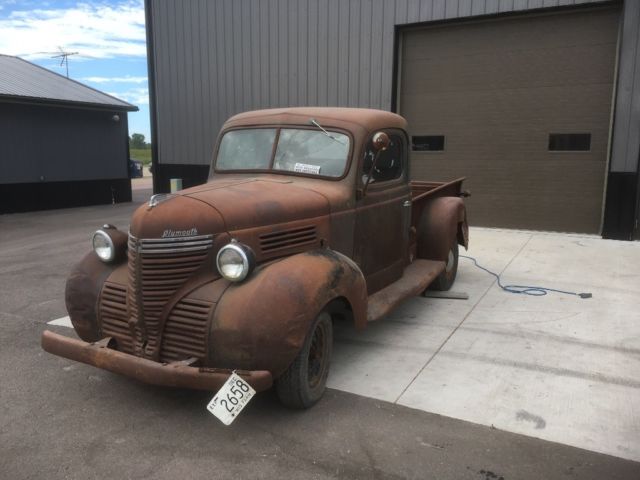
[611,0,640,172]
[149,0,618,168]
[0,102,128,184]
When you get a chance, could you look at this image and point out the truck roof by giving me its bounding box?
[223,107,407,133]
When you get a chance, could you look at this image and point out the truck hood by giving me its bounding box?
[181,178,330,231]
[129,194,226,240]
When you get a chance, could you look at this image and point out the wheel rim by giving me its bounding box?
[445,248,455,273]
[307,320,328,389]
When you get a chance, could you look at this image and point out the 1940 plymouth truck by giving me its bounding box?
[42,108,468,409]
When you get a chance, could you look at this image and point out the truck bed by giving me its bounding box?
[411,177,466,203]
[410,177,466,228]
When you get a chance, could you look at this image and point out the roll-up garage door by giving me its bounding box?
[399,7,620,233]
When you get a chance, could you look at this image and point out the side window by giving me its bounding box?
[362,134,403,184]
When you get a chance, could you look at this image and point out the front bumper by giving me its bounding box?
[41,330,273,392]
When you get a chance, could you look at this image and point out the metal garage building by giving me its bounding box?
[145,0,640,240]
[0,55,137,213]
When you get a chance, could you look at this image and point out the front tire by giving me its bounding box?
[276,312,333,409]
[429,242,459,291]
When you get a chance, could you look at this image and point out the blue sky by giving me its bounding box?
[0,0,151,141]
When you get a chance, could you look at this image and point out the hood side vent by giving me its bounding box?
[259,225,318,253]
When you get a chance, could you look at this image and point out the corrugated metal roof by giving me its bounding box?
[0,55,138,111]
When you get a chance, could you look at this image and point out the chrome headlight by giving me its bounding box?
[92,229,115,262]
[216,242,255,282]
[91,225,126,263]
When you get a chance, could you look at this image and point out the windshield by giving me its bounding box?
[216,128,350,178]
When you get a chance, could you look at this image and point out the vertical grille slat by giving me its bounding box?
[99,283,134,354]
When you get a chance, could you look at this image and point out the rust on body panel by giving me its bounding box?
[129,193,225,240]
[125,193,231,361]
[185,179,330,230]
[65,252,118,342]
[42,107,468,399]
[41,330,273,391]
[209,249,367,377]
[366,259,445,322]
[416,196,468,263]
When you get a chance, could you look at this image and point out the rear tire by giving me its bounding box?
[429,242,459,291]
[276,312,333,409]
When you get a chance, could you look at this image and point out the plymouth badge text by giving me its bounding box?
[161,228,199,238]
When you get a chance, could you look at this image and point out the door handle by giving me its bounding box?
[403,200,411,207]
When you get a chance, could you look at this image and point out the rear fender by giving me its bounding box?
[417,197,468,262]
[209,249,367,377]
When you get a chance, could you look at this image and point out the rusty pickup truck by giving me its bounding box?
[42,107,468,409]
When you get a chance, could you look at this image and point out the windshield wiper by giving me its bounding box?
[309,118,346,145]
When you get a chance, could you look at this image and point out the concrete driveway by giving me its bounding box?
[1,191,639,478]
[331,227,640,462]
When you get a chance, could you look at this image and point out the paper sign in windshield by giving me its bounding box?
[294,163,321,175]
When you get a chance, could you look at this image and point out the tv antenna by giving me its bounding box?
[34,47,79,77]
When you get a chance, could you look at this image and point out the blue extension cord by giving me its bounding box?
[460,255,593,299]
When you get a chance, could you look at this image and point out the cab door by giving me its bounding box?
[354,130,411,294]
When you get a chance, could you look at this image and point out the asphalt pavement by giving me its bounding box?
[1,187,638,480]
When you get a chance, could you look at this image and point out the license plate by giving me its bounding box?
[206,372,256,425]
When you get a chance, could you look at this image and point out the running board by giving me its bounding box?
[367,259,446,322]
[422,290,469,300]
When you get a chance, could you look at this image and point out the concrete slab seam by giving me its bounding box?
[393,234,535,404]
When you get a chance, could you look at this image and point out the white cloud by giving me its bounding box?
[108,87,148,106]
[82,75,147,84]
[0,1,146,59]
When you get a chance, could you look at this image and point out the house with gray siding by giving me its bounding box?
[0,55,138,213]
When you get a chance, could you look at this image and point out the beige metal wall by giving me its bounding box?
[399,7,620,233]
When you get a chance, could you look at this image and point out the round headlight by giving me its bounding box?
[216,242,254,282]
[92,230,115,262]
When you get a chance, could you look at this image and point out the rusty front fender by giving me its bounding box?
[208,249,367,378]
[65,252,122,342]
[417,196,468,262]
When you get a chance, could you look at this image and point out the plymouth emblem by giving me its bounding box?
[162,228,198,238]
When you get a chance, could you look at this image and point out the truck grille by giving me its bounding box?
[99,282,134,354]
[127,233,214,357]
[160,298,212,362]
[98,284,213,362]
[259,225,317,253]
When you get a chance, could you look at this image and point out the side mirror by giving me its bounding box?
[372,131,390,151]
[362,131,390,198]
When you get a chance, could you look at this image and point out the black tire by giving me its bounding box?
[275,312,333,409]
[429,242,459,291]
